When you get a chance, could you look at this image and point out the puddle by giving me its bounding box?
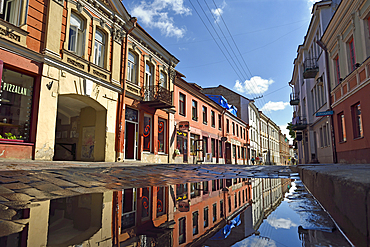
[0,176,351,246]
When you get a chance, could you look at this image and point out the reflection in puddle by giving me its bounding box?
[0,178,351,246]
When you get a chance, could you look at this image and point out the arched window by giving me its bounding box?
[68,13,85,56]
[94,29,105,67]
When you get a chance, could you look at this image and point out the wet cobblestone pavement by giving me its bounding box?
[0,164,294,210]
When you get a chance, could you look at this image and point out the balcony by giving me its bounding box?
[303,58,319,79]
[291,116,307,130]
[290,93,299,105]
[141,85,173,109]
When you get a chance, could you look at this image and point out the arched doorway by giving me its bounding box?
[54,94,106,161]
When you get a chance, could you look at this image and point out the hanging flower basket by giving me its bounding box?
[174,149,180,156]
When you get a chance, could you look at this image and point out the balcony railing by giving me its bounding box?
[141,85,173,109]
[290,93,299,105]
[303,58,319,79]
[292,116,307,130]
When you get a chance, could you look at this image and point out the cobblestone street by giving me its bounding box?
[0,162,295,210]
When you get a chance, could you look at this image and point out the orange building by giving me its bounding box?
[173,178,252,246]
[118,23,179,163]
[0,0,46,159]
[172,72,249,164]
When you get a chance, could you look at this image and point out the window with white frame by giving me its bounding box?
[0,0,24,26]
[145,62,153,87]
[94,29,105,67]
[68,13,85,56]
[159,71,167,89]
[127,51,137,84]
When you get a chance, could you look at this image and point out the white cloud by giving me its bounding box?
[131,0,191,38]
[233,235,277,247]
[267,217,298,230]
[211,1,227,23]
[234,76,274,95]
[261,101,289,112]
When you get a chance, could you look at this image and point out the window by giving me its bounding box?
[190,182,201,198]
[179,217,186,244]
[319,127,323,148]
[232,122,235,135]
[204,207,209,228]
[159,71,167,89]
[236,124,239,137]
[226,119,229,133]
[203,137,208,154]
[211,138,215,158]
[203,181,209,194]
[179,93,185,116]
[218,114,222,130]
[192,211,199,235]
[192,100,197,121]
[0,0,25,26]
[237,146,240,159]
[202,106,207,124]
[0,69,34,141]
[244,129,246,140]
[228,196,231,212]
[190,134,200,156]
[348,39,356,71]
[143,115,151,152]
[238,191,241,206]
[242,190,245,203]
[233,145,236,158]
[234,193,237,208]
[220,200,224,218]
[94,29,105,67]
[352,103,363,138]
[323,124,328,147]
[240,126,242,138]
[68,13,85,56]
[141,187,151,219]
[158,119,166,153]
[211,110,215,127]
[121,188,136,230]
[127,51,137,84]
[176,184,188,200]
[218,140,222,158]
[212,203,217,223]
[335,56,340,85]
[145,62,153,87]
[338,113,346,142]
[156,187,166,217]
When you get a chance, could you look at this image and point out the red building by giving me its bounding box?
[172,72,249,164]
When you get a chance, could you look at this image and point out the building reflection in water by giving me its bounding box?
[1,177,348,246]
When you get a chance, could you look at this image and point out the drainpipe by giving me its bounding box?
[316,40,338,163]
[115,17,137,161]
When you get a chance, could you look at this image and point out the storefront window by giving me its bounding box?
[0,69,34,141]
[143,115,151,151]
[158,119,166,153]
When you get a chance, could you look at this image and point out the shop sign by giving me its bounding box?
[177,130,187,137]
[1,82,31,96]
[178,121,189,131]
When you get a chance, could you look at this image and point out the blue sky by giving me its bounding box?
[124,0,319,140]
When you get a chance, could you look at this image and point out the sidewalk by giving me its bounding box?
[294,164,370,247]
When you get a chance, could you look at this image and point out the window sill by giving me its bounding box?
[179,113,186,117]
[354,136,364,141]
[0,139,33,145]
[338,140,347,144]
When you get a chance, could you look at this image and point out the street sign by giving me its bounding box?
[316,110,333,117]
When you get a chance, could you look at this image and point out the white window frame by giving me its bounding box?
[94,29,105,67]
[127,51,137,83]
[0,0,22,26]
[68,13,85,56]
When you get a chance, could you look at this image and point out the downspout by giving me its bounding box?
[115,17,137,161]
[316,40,337,163]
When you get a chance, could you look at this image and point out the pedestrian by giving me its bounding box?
[251,157,255,165]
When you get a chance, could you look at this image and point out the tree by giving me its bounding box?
[286,122,295,140]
